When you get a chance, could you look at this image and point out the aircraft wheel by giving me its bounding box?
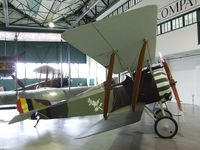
[154,116,178,138]
[154,108,173,119]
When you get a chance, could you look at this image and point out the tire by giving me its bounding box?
[154,116,178,138]
[154,108,173,119]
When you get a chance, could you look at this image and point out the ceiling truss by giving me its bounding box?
[0,0,120,33]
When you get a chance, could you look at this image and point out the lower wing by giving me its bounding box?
[9,102,145,139]
[77,102,145,138]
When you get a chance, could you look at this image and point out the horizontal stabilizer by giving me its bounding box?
[9,106,48,124]
[77,103,145,139]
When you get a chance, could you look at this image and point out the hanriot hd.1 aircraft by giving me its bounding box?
[1,5,183,139]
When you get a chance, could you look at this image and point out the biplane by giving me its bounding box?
[17,65,69,91]
[6,5,183,139]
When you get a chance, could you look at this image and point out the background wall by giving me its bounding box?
[168,56,200,105]
[0,41,86,63]
[156,24,200,56]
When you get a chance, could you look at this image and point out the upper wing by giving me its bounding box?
[62,5,157,74]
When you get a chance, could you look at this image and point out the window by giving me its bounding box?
[188,13,193,24]
[193,11,197,22]
[172,16,183,30]
[113,10,118,16]
[197,9,200,44]
[117,6,123,14]
[184,11,197,26]
[158,10,198,35]
[157,25,161,35]
[128,0,134,7]
[161,21,171,33]
[105,0,142,19]
[123,2,129,12]
[135,0,141,3]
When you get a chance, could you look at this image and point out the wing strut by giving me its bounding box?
[103,52,116,120]
[162,60,183,112]
[131,40,148,111]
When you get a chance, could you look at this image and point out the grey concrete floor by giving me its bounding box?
[0,102,200,150]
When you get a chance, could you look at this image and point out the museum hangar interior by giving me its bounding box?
[0,0,200,150]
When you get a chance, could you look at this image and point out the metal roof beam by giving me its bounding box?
[42,1,63,25]
[9,16,25,25]
[100,0,109,7]
[55,0,92,26]
[2,0,9,27]
[15,0,46,20]
[71,0,100,27]
[8,2,43,27]
[0,25,65,33]
[94,0,121,20]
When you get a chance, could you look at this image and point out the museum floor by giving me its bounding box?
[0,102,199,150]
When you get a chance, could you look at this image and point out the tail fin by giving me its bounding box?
[16,96,51,114]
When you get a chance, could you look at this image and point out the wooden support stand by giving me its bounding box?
[131,40,147,111]
[103,52,116,120]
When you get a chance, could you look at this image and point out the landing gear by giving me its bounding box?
[154,116,178,138]
[154,108,173,119]
[145,103,178,138]
[33,112,49,128]
[34,112,41,128]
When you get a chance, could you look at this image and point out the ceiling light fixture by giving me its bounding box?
[49,22,55,28]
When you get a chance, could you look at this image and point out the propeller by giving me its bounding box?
[159,53,184,115]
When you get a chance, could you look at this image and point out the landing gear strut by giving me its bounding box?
[33,112,48,128]
[154,108,173,119]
